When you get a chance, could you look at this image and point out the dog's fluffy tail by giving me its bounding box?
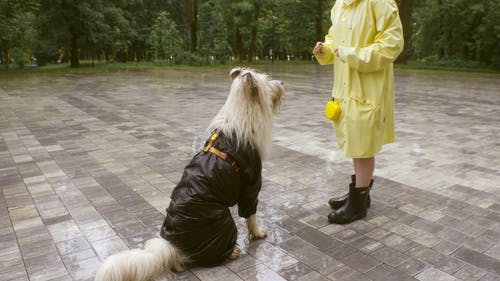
[94,238,184,281]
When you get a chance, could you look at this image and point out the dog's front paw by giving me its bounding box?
[250,229,267,240]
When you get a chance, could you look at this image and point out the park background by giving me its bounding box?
[1,1,500,281]
[0,0,499,71]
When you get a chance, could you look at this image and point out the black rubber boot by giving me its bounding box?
[328,185,370,224]
[328,176,372,209]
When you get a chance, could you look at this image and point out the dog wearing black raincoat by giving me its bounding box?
[94,67,284,281]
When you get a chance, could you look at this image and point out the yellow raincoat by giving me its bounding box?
[315,0,404,158]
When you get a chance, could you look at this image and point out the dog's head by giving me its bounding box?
[208,67,285,158]
[229,67,284,115]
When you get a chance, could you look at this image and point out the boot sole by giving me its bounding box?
[329,195,371,209]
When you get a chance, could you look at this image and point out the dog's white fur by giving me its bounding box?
[94,67,284,281]
[207,67,283,159]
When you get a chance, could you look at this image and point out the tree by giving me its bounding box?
[396,0,413,63]
[231,0,253,61]
[186,0,199,53]
[247,0,263,62]
[149,11,182,60]
[38,0,109,67]
[477,1,500,68]
[97,5,135,62]
[198,0,230,60]
[1,0,496,68]
[268,0,323,60]
[0,0,39,67]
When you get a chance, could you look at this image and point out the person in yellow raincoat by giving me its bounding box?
[313,0,404,224]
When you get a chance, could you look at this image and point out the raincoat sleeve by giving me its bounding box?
[337,0,404,72]
[314,26,335,65]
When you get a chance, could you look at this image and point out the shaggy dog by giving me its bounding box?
[94,67,284,281]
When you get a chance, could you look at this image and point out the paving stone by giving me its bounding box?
[285,243,344,275]
[433,240,462,256]
[295,225,339,249]
[453,247,500,275]
[411,218,444,234]
[416,267,459,281]
[453,264,487,281]
[296,271,330,281]
[348,235,383,253]
[340,250,382,273]
[1,67,499,281]
[191,265,243,281]
[322,241,358,259]
[478,273,500,281]
[367,264,418,281]
[382,233,420,253]
[410,248,465,274]
[326,265,372,281]
[371,245,411,267]
[484,242,500,260]
[397,257,429,276]
[246,241,298,272]
[276,262,313,281]
[463,237,495,253]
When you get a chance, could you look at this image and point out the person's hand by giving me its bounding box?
[314,42,323,55]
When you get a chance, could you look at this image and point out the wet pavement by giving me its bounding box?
[0,65,499,281]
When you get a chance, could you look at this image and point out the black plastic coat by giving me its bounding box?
[160,132,262,266]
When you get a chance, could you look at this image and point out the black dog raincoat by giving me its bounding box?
[160,131,262,266]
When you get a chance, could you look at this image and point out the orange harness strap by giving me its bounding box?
[203,131,241,173]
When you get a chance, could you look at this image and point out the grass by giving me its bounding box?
[0,59,498,75]
[0,61,218,74]
[0,60,290,75]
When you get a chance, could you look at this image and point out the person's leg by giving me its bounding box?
[329,158,374,209]
[355,157,374,187]
[328,157,374,224]
[328,160,357,209]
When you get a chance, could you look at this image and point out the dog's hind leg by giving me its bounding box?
[246,214,267,240]
[228,248,241,260]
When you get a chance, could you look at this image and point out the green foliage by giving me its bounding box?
[0,0,38,66]
[0,0,497,69]
[173,51,210,66]
[413,0,500,69]
[198,0,230,60]
[148,11,182,60]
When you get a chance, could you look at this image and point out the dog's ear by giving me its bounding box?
[242,73,259,98]
[230,67,243,80]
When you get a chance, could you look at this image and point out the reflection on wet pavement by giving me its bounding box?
[1,65,499,280]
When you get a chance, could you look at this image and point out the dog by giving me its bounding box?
[94,67,285,281]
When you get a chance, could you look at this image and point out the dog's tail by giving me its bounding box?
[94,238,185,281]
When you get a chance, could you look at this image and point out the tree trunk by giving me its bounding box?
[436,0,445,59]
[70,34,80,68]
[396,0,413,63]
[1,47,6,65]
[248,3,261,62]
[187,0,198,53]
[5,48,11,65]
[235,27,243,62]
[315,0,324,42]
